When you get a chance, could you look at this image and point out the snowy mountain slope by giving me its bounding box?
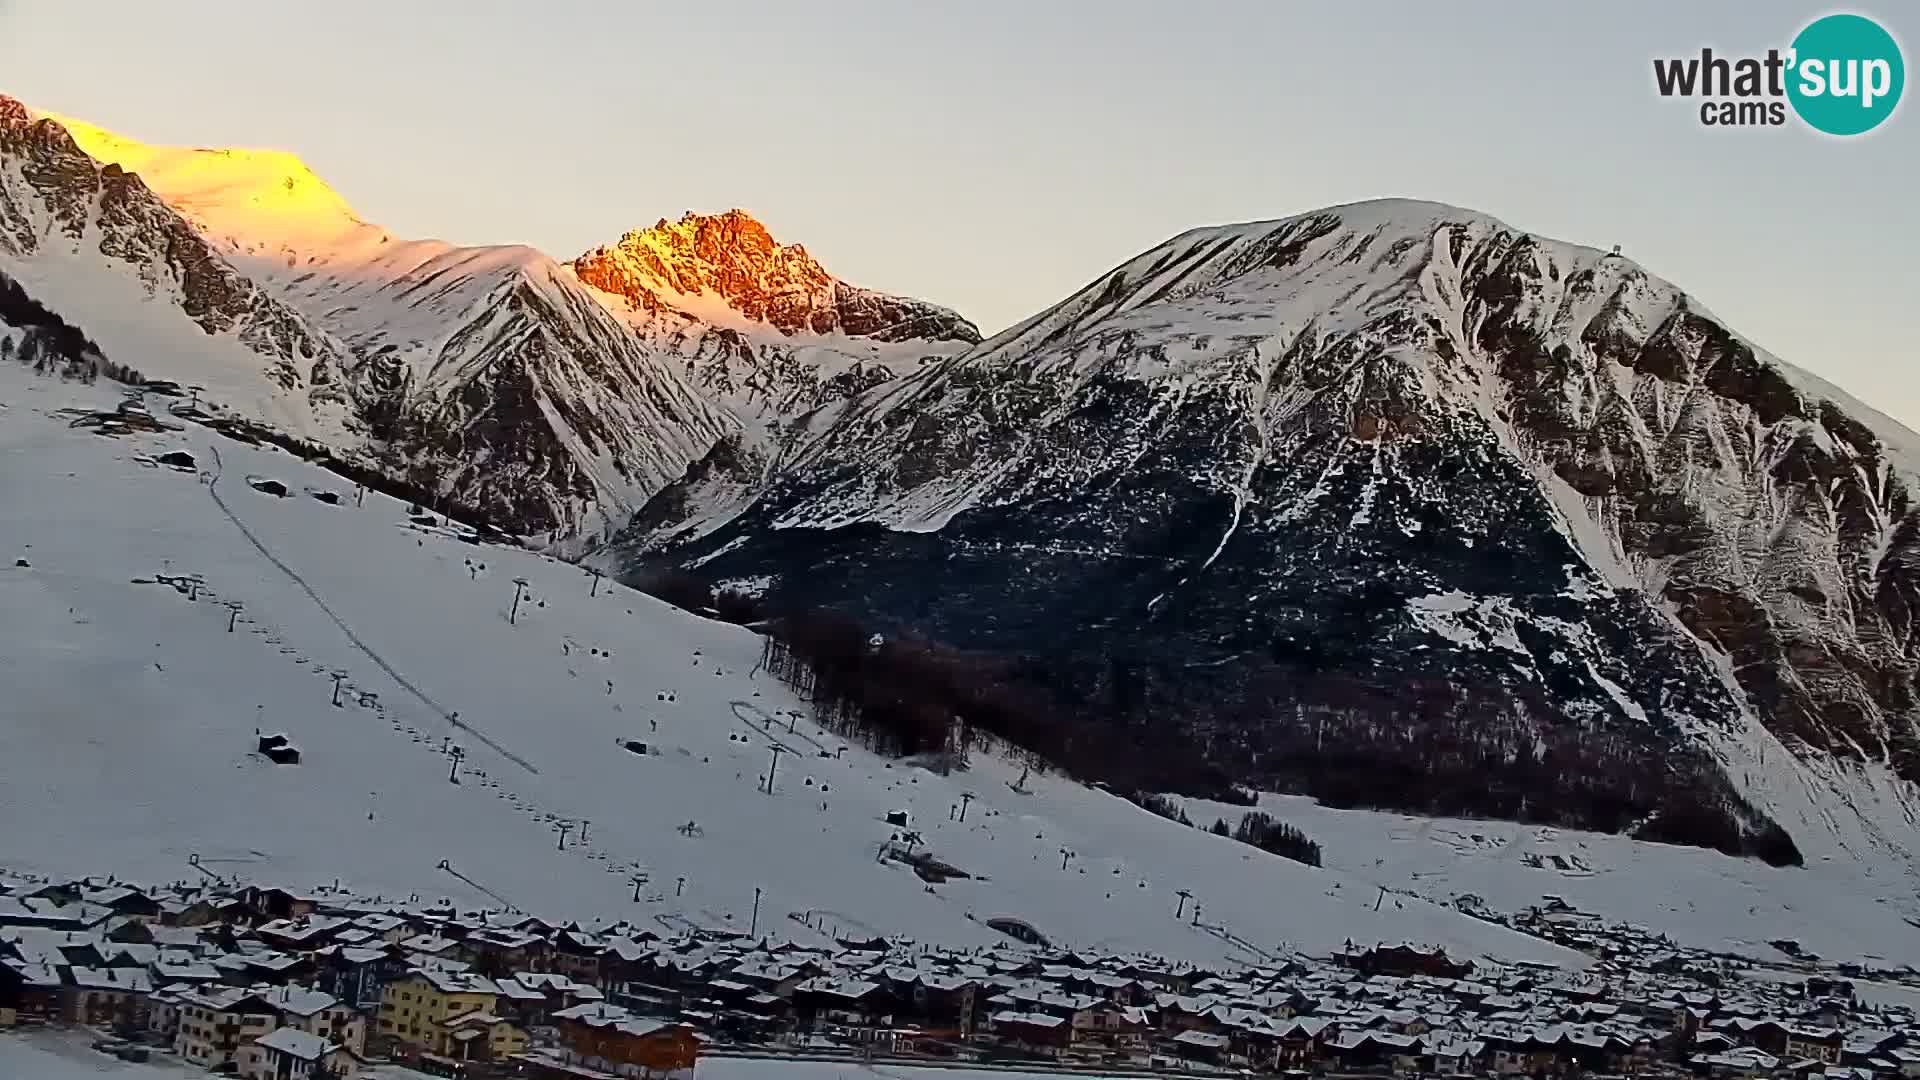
[614,199,1920,871]
[0,98,356,442]
[261,235,737,542]
[1169,790,1920,969]
[24,105,740,541]
[0,361,1575,970]
[28,108,982,542]
[574,210,982,549]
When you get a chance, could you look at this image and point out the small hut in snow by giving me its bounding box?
[257,733,301,765]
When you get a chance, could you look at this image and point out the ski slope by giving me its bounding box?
[0,360,1572,969]
[1174,791,1920,969]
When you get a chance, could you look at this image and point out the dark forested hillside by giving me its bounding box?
[0,270,108,380]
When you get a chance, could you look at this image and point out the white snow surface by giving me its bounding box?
[0,1031,202,1078]
[1172,790,1920,969]
[0,363,1573,970]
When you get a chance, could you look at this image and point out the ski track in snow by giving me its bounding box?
[202,444,539,777]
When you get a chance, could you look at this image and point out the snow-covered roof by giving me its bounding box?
[408,968,498,995]
[992,1010,1066,1029]
[264,985,339,1017]
[254,1027,335,1061]
[66,966,154,993]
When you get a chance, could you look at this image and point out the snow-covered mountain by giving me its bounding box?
[12,91,1920,903]
[577,208,978,436]
[13,358,1920,969]
[611,199,1920,871]
[0,358,1593,970]
[16,104,745,540]
[0,98,358,440]
[572,210,981,546]
[8,106,976,542]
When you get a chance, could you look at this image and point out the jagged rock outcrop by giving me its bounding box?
[570,210,983,544]
[576,209,979,344]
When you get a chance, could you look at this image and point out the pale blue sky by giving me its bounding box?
[2,1,1914,424]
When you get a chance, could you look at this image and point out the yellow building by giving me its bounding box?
[379,969,500,1049]
[173,988,281,1071]
[437,1009,531,1060]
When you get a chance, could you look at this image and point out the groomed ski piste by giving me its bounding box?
[1172,792,1920,971]
[2,355,1915,973]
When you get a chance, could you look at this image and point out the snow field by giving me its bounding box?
[0,363,1571,969]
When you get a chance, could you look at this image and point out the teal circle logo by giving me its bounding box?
[1788,13,1904,135]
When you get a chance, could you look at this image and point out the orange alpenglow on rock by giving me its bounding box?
[575,209,980,343]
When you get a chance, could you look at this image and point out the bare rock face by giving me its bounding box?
[575,209,980,344]
[1470,235,1920,783]
[616,200,1920,865]
[572,210,984,547]
[345,268,736,539]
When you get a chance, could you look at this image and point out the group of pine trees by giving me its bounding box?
[627,552,1799,868]
[1224,810,1323,867]
[1133,792,1323,867]
[1194,678,1801,867]
[624,570,1245,800]
[1,270,110,382]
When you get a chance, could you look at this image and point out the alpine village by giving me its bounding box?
[3,868,1919,1080]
